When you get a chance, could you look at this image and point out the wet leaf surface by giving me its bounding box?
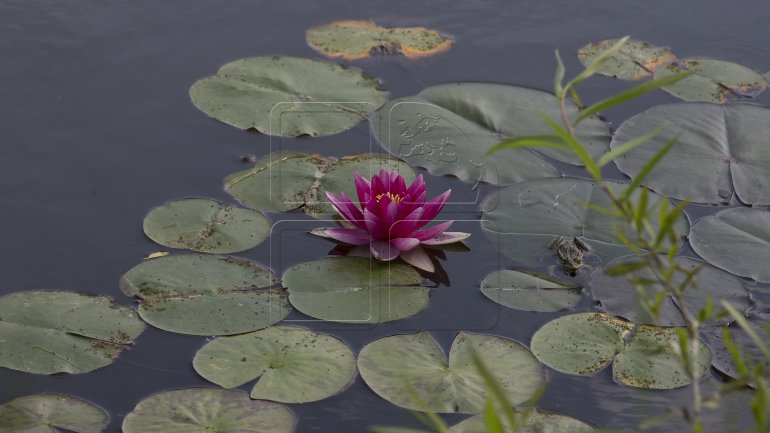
[450,408,594,433]
[480,269,582,312]
[577,38,676,80]
[0,393,108,433]
[655,58,767,103]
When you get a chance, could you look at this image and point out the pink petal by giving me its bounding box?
[399,246,435,272]
[326,191,366,229]
[421,190,451,222]
[391,172,406,194]
[391,207,424,237]
[370,240,399,261]
[406,175,426,197]
[414,220,453,241]
[312,228,371,245]
[420,232,470,246]
[354,172,371,205]
[363,208,386,239]
[390,237,420,251]
[371,171,386,197]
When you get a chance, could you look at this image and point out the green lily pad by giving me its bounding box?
[119,254,289,336]
[577,38,676,80]
[121,388,296,433]
[611,102,770,205]
[0,291,145,374]
[530,312,711,389]
[480,270,582,312]
[654,58,767,103]
[282,257,427,324]
[370,83,610,185]
[0,394,108,433]
[480,177,687,267]
[702,312,770,385]
[193,326,356,403]
[306,20,452,60]
[189,56,387,137]
[143,198,270,254]
[689,207,770,282]
[357,331,543,413]
[591,255,751,326]
[450,409,593,433]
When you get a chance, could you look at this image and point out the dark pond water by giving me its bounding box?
[2,0,770,432]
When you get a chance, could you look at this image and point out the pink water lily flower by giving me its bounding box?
[312,169,470,272]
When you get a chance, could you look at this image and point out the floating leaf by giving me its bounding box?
[577,38,676,80]
[193,326,356,403]
[0,394,108,433]
[371,83,610,185]
[591,255,751,326]
[357,331,543,413]
[143,198,270,254]
[119,254,289,336]
[189,56,387,137]
[450,409,593,433]
[282,257,427,324]
[611,102,770,205]
[122,388,296,433]
[702,313,770,385]
[530,312,711,389]
[0,291,144,374]
[654,58,767,103]
[480,270,582,312]
[306,20,452,60]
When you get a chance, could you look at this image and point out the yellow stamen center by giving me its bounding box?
[375,192,403,204]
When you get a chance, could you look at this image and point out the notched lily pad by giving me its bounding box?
[0,394,108,433]
[193,326,356,403]
[578,38,676,80]
[189,56,388,137]
[0,291,145,374]
[450,409,594,433]
[655,57,767,103]
[306,20,452,60]
[480,269,582,312]
[702,313,770,385]
[358,331,543,413]
[143,198,270,254]
[119,254,290,336]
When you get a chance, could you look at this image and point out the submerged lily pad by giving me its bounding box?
[143,198,270,254]
[702,313,770,385]
[450,409,593,433]
[0,394,108,433]
[654,58,767,103]
[122,388,296,433]
[189,56,387,137]
[530,312,711,389]
[306,20,452,60]
[193,326,356,403]
[0,291,145,374]
[371,83,610,185]
[611,102,770,205]
[480,270,582,312]
[591,255,751,326]
[689,207,770,282]
[480,177,687,267]
[282,257,427,323]
[577,38,676,80]
[119,254,289,335]
[358,332,543,413]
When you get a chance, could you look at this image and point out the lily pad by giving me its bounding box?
[611,102,770,205]
[0,291,145,374]
[143,198,270,254]
[370,83,610,185]
[577,38,676,80]
[119,254,289,335]
[530,312,711,389]
[0,394,108,433]
[189,56,387,137]
[480,177,687,267]
[450,409,593,433]
[654,58,767,103]
[480,270,582,312]
[122,388,296,433]
[357,331,543,413]
[306,20,452,60]
[591,255,751,326]
[702,313,770,384]
[282,257,427,324]
[689,207,770,282]
[193,326,356,403]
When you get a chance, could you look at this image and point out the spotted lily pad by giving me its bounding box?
[189,56,387,137]
[530,312,711,389]
[306,20,452,60]
[654,58,767,103]
[119,254,289,336]
[0,394,108,433]
[143,198,270,254]
[357,331,543,413]
[0,291,145,374]
[121,388,296,433]
[480,270,582,312]
[611,102,770,205]
[193,326,356,403]
[577,38,676,80]
[450,409,593,433]
[282,257,427,324]
[371,83,610,185]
